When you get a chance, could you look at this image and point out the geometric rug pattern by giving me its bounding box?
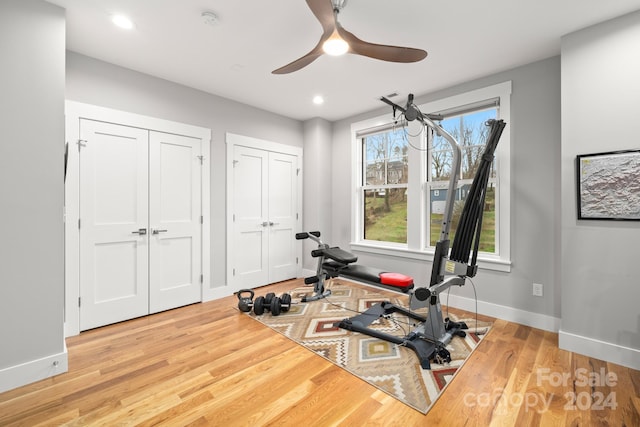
[246,279,491,413]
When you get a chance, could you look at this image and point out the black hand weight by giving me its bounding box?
[237,289,255,312]
[254,292,292,316]
[253,292,276,315]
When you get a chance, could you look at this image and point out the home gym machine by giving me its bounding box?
[295,231,414,302]
[336,94,506,369]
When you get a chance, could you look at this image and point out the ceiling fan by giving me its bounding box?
[272,0,427,74]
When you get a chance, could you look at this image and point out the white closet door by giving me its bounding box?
[267,152,298,283]
[148,132,202,313]
[79,120,149,330]
[230,145,298,289]
[232,145,269,288]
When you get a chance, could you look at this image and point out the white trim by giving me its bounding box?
[0,344,68,394]
[225,133,303,295]
[65,101,210,137]
[201,135,212,302]
[350,82,512,271]
[444,293,560,332]
[64,101,211,336]
[227,133,304,156]
[559,330,640,371]
[349,242,512,273]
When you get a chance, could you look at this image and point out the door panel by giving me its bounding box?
[232,145,269,287]
[79,120,149,330]
[268,152,298,282]
[93,241,139,303]
[149,132,202,313]
[230,146,298,290]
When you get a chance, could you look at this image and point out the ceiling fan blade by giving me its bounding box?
[272,44,325,74]
[338,25,427,63]
[272,0,337,74]
[306,0,337,32]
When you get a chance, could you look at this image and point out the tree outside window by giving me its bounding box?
[429,108,497,252]
[362,127,408,243]
[360,107,498,253]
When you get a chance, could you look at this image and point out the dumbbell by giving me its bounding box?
[273,293,292,316]
[254,292,292,316]
[237,289,255,312]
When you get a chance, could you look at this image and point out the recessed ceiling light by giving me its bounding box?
[112,15,134,30]
[313,95,324,105]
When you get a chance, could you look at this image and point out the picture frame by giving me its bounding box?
[576,149,640,220]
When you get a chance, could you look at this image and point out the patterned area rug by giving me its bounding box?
[245,279,491,414]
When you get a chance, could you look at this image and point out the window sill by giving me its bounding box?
[349,242,512,273]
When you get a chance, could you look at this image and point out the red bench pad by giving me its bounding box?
[380,272,414,287]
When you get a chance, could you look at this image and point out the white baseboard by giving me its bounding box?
[0,343,68,394]
[203,286,236,302]
[444,293,561,332]
[559,330,640,371]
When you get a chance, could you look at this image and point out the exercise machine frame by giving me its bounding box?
[336,95,505,369]
[294,231,340,301]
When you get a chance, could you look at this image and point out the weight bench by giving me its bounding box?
[296,232,414,302]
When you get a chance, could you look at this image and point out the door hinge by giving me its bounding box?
[78,297,81,307]
[233,160,239,167]
[233,214,235,222]
[296,213,299,220]
[200,215,204,224]
[78,218,81,229]
[296,257,299,264]
[233,268,236,276]
[297,168,300,176]
[200,274,203,284]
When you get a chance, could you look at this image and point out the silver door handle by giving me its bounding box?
[260,221,269,227]
[152,229,167,235]
[270,222,279,226]
[131,228,147,235]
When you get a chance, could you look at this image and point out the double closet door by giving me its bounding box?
[231,144,299,290]
[79,119,202,331]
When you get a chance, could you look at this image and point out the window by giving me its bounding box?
[428,107,497,252]
[361,127,409,243]
[351,82,512,272]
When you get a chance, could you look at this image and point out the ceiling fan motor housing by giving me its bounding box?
[332,0,348,11]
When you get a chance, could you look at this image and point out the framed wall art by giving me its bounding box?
[576,150,640,220]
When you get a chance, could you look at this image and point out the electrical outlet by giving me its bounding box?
[532,283,543,297]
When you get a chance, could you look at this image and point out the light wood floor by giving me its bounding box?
[1,278,639,426]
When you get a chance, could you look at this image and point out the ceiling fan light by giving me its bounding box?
[323,34,349,56]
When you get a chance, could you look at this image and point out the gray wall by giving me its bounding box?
[0,0,65,375]
[329,57,562,321]
[301,118,333,268]
[66,52,304,290]
[560,11,640,367]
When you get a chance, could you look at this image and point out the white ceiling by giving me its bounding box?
[47,0,640,122]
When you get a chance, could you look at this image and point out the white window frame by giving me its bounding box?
[350,81,512,272]
[359,125,411,246]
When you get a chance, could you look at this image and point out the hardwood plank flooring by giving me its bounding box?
[1,278,639,426]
